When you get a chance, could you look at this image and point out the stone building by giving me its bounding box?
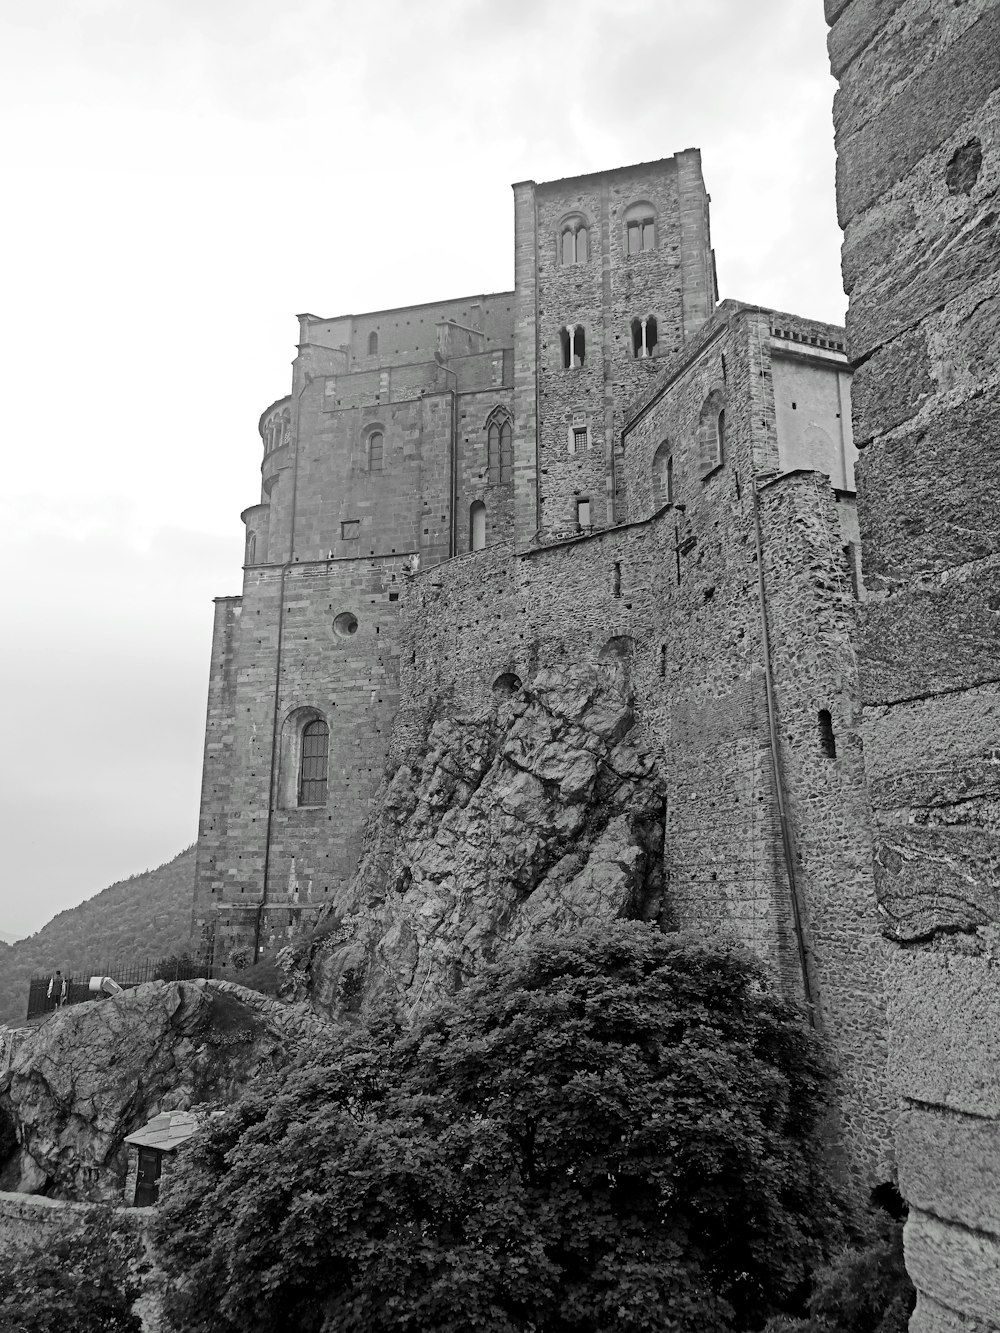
[193,152,890,1183]
[827,0,1000,1326]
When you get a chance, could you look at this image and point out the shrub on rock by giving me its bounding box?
[154,924,847,1333]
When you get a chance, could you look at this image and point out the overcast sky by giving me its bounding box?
[0,0,843,938]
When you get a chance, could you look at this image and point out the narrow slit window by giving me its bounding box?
[818,709,837,758]
[499,421,513,483]
[470,501,487,551]
[368,431,383,472]
[488,422,500,481]
[246,532,256,565]
[573,325,586,367]
[560,327,571,369]
[717,410,726,464]
[613,562,621,597]
[299,720,329,806]
[666,454,674,503]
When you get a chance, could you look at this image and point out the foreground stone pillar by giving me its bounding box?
[826,1,1000,1328]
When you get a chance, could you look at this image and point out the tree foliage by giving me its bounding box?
[0,1207,143,1333]
[154,924,847,1333]
[766,1216,915,1333]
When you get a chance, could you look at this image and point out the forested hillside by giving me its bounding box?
[0,847,196,1027]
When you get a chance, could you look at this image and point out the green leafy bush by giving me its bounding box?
[766,1214,915,1333]
[0,1207,143,1333]
[154,924,847,1333]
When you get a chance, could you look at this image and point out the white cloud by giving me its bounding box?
[0,0,845,932]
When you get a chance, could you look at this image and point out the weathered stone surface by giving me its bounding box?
[898,1105,1000,1235]
[905,1209,1000,1326]
[856,390,1000,588]
[835,6,1000,226]
[910,1291,1000,1333]
[872,823,1000,938]
[850,326,933,444]
[887,952,1000,1118]
[845,139,1000,358]
[865,684,1000,812]
[294,666,666,1021]
[0,980,332,1201]
[858,556,1000,706]
[828,0,909,79]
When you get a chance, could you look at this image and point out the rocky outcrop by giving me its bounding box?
[0,979,332,1201]
[293,665,666,1019]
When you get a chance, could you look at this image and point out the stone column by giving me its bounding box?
[827,3,1000,1328]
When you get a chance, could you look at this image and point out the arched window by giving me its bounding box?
[499,419,512,483]
[281,408,291,445]
[368,331,378,356]
[486,410,512,484]
[560,218,589,266]
[246,532,256,565]
[368,430,384,472]
[298,719,329,806]
[560,327,571,369]
[625,202,656,255]
[631,315,658,359]
[698,391,726,476]
[470,501,487,551]
[559,326,586,369]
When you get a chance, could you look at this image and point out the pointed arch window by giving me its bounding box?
[299,720,329,806]
[486,411,513,484]
[368,331,378,356]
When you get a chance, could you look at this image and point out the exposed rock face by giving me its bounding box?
[0,979,331,1202]
[297,665,666,1019]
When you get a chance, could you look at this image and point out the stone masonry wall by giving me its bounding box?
[382,302,889,1184]
[529,156,713,541]
[827,0,1000,1325]
[194,558,403,962]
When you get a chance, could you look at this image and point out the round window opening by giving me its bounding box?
[333,612,359,638]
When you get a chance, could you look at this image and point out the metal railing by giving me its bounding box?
[26,953,212,1020]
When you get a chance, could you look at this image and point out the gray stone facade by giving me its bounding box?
[194,155,889,1185]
